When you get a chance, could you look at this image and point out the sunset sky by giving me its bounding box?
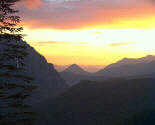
[17,0,155,72]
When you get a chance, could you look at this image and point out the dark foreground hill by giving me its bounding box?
[37,78,155,125]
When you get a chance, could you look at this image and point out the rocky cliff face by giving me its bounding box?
[25,44,68,104]
[0,35,68,104]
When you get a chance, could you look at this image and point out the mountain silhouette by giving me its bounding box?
[95,55,155,78]
[62,64,89,75]
[60,64,93,86]
[24,43,68,104]
[0,36,68,105]
[60,56,155,86]
[117,55,155,64]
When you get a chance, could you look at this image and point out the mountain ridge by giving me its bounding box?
[95,55,155,77]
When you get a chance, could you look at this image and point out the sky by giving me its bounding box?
[16,0,155,72]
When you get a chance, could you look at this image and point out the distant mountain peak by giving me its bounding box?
[144,55,155,59]
[96,55,155,77]
[118,55,155,64]
[63,64,89,75]
[69,64,81,68]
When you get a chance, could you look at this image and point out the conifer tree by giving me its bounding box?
[0,0,23,34]
[0,1,37,125]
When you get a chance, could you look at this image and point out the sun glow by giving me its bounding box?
[23,26,155,67]
[17,0,155,72]
[24,28,155,48]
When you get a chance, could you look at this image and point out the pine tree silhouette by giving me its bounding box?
[0,1,37,125]
[0,0,23,34]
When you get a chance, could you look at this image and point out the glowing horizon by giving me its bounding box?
[19,0,155,72]
[24,27,155,69]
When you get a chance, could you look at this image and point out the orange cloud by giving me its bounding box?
[21,0,43,9]
[17,0,155,30]
[21,5,155,30]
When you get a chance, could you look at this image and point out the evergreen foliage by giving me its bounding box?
[0,0,22,34]
[0,1,37,125]
[0,29,36,125]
